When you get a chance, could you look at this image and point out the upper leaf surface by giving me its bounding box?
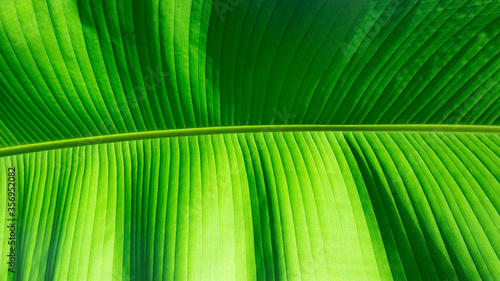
[0,0,498,148]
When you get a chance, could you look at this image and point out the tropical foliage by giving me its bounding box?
[0,0,499,280]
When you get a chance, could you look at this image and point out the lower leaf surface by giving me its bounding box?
[0,131,498,280]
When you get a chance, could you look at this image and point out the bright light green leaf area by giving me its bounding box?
[0,132,499,280]
[0,0,499,280]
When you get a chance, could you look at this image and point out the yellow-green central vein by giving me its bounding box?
[1,124,499,157]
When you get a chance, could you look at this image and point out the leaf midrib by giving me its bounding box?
[1,124,498,157]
